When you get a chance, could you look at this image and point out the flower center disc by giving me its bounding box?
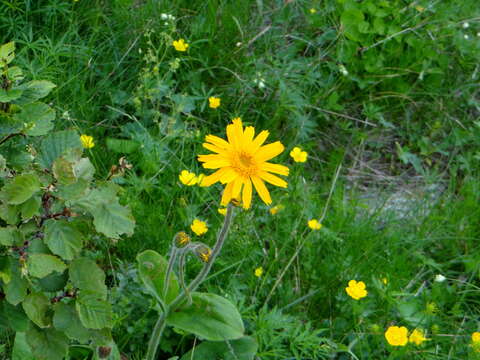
[233,152,256,176]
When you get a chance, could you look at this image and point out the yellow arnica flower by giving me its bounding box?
[385,326,408,346]
[308,219,322,230]
[290,147,308,162]
[198,118,289,209]
[172,39,189,52]
[208,96,221,109]
[190,219,208,236]
[254,267,263,277]
[409,329,427,345]
[218,207,227,216]
[179,170,198,186]
[80,135,94,149]
[345,280,367,300]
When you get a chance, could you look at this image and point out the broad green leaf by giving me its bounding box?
[27,254,67,278]
[22,292,51,328]
[12,333,35,360]
[1,300,29,332]
[91,202,135,239]
[5,262,27,305]
[53,302,91,343]
[180,337,258,360]
[69,258,107,298]
[13,80,56,105]
[26,325,68,360]
[0,256,11,283]
[106,138,140,154]
[0,226,23,246]
[74,157,95,181]
[19,196,41,220]
[57,179,89,202]
[52,157,76,184]
[39,130,82,168]
[2,173,41,205]
[76,291,113,329]
[93,340,121,360]
[17,102,55,136]
[5,66,23,81]
[167,292,244,341]
[0,42,15,65]
[37,270,68,292]
[44,219,84,260]
[0,203,19,224]
[136,250,179,304]
[0,89,22,102]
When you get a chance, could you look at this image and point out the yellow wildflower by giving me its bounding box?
[254,267,263,277]
[409,329,427,345]
[269,205,282,215]
[345,280,367,300]
[195,173,205,186]
[190,219,208,236]
[290,147,308,162]
[218,208,227,216]
[198,118,289,209]
[382,277,388,285]
[172,39,189,52]
[472,332,480,343]
[179,170,198,186]
[309,8,316,14]
[308,219,322,230]
[208,96,221,109]
[80,135,94,149]
[385,326,408,346]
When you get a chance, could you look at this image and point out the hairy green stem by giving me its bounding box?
[146,204,235,359]
[177,249,192,305]
[163,246,177,299]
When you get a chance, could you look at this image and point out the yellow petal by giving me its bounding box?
[251,176,272,205]
[251,130,269,152]
[221,181,235,206]
[261,162,289,176]
[242,178,252,209]
[201,168,230,186]
[205,135,230,149]
[259,171,287,188]
[255,141,285,162]
[203,142,227,154]
[218,167,238,184]
[243,126,255,145]
[232,177,244,199]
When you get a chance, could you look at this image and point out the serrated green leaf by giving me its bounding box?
[5,261,27,305]
[44,219,84,260]
[53,302,91,343]
[74,157,95,181]
[2,174,41,205]
[19,196,41,220]
[69,258,107,298]
[26,325,68,360]
[57,179,89,202]
[27,254,66,278]
[0,256,11,283]
[37,270,68,292]
[180,337,258,360]
[91,202,135,239]
[52,156,76,184]
[13,80,56,105]
[39,130,82,168]
[0,203,19,224]
[136,250,179,304]
[166,292,244,341]
[22,292,51,328]
[0,226,23,246]
[76,291,113,329]
[14,102,55,136]
[3,301,29,331]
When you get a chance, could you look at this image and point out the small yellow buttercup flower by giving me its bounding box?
[218,208,227,216]
[179,170,198,186]
[472,332,480,343]
[172,39,189,52]
[195,173,205,186]
[208,96,221,109]
[80,135,94,149]
[254,267,263,277]
[409,329,427,345]
[345,280,367,300]
[269,205,282,215]
[190,219,208,236]
[385,326,408,346]
[308,219,322,230]
[309,8,316,14]
[382,277,388,285]
[290,147,308,162]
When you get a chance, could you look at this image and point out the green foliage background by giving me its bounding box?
[1,0,480,359]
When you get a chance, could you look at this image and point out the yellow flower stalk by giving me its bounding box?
[198,118,289,209]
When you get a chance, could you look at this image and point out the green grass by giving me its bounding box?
[2,0,480,359]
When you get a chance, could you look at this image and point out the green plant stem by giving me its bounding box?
[145,204,235,360]
[163,246,177,299]
[145,310,168,360]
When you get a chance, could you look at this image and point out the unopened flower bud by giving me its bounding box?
[195,245,212,263]
[174,231,191,248]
